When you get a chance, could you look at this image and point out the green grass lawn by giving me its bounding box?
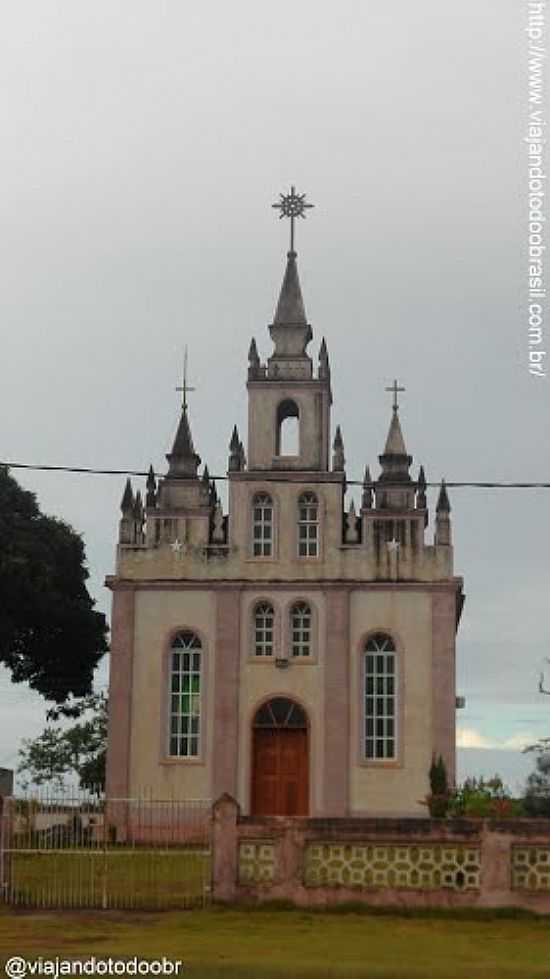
[1,907,550,978]
[7,850,209,909]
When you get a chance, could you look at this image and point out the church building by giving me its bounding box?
[106,193,464,817]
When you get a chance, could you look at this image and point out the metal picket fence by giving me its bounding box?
[0,790,212,910]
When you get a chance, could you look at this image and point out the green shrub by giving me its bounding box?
[447,776,520,818]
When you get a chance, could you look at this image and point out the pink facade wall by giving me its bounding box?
[211,589,242,800]
[431,589,457,784]
[105,587,135,799]
[323,590,350,815]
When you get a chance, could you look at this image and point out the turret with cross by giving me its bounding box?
[165,347,201,479]
[377,378,413,499]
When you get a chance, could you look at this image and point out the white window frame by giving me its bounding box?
[290,601,312,657]
[298,492,319,558]
[254,602,274,657]
[364,635,397,761]
[168,632,202,758]
[252,493,274,557]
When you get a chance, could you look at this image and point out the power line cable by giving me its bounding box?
[2,461,550,489]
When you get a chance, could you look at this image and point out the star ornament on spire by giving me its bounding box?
[272,186,314,252]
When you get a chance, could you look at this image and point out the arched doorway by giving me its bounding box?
[251,698,309,816]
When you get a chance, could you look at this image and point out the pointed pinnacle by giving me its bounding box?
[229,425,240,452]
[248,338,260,366]
[133,489,143,518]
[120,478,134,513]
[146,465,156,489]
[319,337,328,361]
[363,464,372,485]
[202,464,210,484]
[436,479,451,513]
[333,425,344,449]
[418,465,426,489]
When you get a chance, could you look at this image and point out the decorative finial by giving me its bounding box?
[362,465,373,509]
[120,478,134,514]
[272,186,314,252]
[436,479,451,513]
[175,346,196,413]
[332,425,345,472]
[146,465,157,508]
[385,379,405,412]
[248,337,260,368]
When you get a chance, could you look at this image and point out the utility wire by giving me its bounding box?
[1,461,550,489]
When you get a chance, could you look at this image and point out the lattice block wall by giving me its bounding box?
[239,841,276,884]
[512,846,550,890]
[304,843,481,890]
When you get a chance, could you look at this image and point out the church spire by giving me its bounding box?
[268,188,315,373]
[273,250,308,326]
[383,410,408,456]
[378,381,412,483]
[166,404,201,477]
[166,350,201,478]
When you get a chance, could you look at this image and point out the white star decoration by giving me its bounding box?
[170,539,182,553]
[387,539,400,553]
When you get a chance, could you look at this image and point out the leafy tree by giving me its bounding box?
[523,742,550,816]
[0,467,108,701]
[18,692,107,791]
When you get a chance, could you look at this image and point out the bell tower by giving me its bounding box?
[246,188,332,472]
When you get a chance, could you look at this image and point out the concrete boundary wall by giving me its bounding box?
[212,794,550,912]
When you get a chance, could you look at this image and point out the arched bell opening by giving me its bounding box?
[275,399,300,456]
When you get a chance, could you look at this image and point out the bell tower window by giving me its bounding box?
[276,399,300,456]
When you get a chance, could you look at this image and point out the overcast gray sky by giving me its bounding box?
[1,0,547,791]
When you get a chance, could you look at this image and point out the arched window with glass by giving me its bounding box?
[254,602,274,657]
[168,631,202,758]
[364,634,396,760]
[252,493,273,557]
[290,601,312,657]
[298,492,319,557]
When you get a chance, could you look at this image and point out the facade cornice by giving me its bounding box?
[105,575,463,594]
[246,378,330,388]
[228,470,345,484]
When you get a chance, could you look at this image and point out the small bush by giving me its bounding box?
[447,776,521,819]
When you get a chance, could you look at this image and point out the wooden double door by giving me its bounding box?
[251,698,309,816]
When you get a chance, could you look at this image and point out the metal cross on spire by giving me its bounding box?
[272,185,314,252]
[175,346,196,412]
[385,379,405,411]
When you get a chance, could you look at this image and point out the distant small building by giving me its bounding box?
[106,203,464,817]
